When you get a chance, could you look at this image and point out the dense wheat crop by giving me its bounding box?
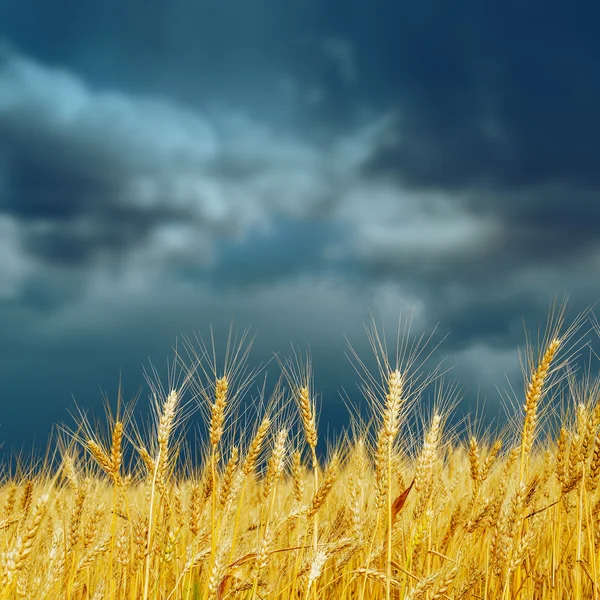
[2,307,600,599]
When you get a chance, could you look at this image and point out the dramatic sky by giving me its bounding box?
[1,0,599,454]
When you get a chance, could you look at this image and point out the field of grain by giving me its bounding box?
[1,309,600,599]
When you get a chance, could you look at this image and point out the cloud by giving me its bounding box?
[0,215,35,300]
[345,188,502,275]
[0,48,392,303]
[1,46,598,335]
[1,31,600,454]
[447,341,521,409]
[321,2,600,190]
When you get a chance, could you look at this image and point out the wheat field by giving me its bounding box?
[1,308,600,600]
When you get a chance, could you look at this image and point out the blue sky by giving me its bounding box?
[0,0,599,453]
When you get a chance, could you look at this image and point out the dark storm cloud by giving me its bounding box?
[347,1,600,287]
[5,0,597,196]
[0,0,599,454]
[344,2,600,188]
[3,0,600,179]
[0,44,384,317]
[204,218,351,289]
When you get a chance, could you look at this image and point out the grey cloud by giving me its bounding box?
[0,48,386,310]
[1,1,600,455]
[1,47,597,347]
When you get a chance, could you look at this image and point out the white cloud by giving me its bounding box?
[357,209,499,267]
[338,184,500,270]
[0,216,35,299]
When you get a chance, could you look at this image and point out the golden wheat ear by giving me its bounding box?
[519,337,561,483]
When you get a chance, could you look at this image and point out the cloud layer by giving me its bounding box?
[1,0,599,451]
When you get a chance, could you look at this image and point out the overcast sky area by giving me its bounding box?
[1,0,599,455]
